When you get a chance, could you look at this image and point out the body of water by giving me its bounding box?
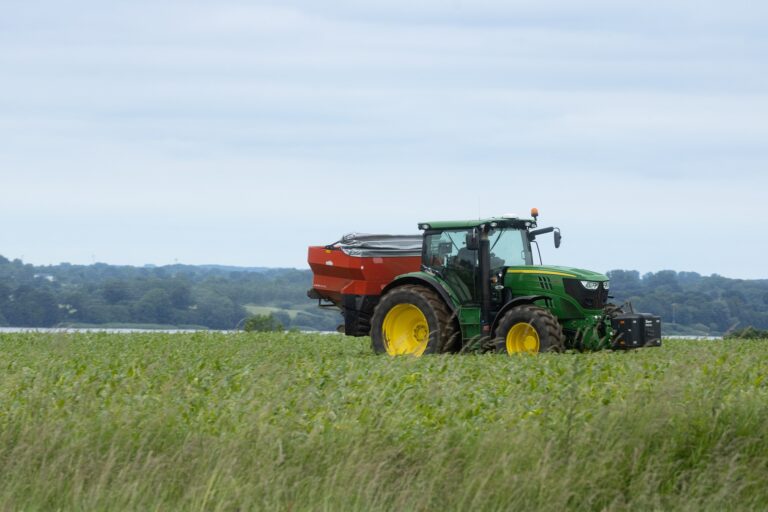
[0,327,721,340]
[0,327,226,334]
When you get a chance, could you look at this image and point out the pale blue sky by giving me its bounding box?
[1,0,767,277]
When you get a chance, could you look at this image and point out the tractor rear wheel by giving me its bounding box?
[494,305,565,354]
[370,285,456,356]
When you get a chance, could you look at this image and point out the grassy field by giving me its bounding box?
[0,333,766,511]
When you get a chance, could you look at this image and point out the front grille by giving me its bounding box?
[563,279,609,310]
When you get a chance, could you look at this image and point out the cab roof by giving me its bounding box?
[418,216,535,231]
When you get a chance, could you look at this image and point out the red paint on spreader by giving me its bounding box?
[308,246,420,306]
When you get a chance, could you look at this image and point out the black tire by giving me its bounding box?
[370,285,458,356]
[494,305,565,354]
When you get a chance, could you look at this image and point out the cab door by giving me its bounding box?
[423,229,479,305]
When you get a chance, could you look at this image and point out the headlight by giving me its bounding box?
[581,281,600,290]
[602,281,610,290]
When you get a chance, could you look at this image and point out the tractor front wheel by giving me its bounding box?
[370,285,456,356]
[494,305,565,354]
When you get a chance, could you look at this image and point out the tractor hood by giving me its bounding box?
[505,265,608,282]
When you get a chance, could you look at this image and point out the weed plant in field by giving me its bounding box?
[0,332,766,510]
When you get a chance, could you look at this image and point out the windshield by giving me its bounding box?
[488,228,532,269]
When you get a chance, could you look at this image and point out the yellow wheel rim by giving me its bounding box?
[382,304,430,356]
[505,322,540,353]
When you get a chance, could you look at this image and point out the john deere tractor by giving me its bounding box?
[308,210,661,355]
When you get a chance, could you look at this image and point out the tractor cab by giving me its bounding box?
[418,212,563,322]
[420,217,536,306]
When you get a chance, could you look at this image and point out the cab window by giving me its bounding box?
[424,230,476,269]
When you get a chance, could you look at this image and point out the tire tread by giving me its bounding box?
[495,304,565,353]
[371,284,460,354]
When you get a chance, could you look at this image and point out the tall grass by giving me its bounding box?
[0,332,766,510]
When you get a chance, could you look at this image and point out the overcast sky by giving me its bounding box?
[1,0,767,278]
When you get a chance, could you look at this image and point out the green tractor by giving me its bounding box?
[308,210,661,355]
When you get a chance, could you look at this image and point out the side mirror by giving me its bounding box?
[554,229,562,249]
[466,230,479,251]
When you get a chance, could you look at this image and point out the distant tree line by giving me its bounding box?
[1,254,767,335]
[608,270,768,335]
[0,256,339,331]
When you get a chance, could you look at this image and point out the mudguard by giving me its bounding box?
[381,272,460,312]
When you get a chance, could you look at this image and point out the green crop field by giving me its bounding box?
[0,333,766,511]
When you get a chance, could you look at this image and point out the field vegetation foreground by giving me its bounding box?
[0,333,766,511]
